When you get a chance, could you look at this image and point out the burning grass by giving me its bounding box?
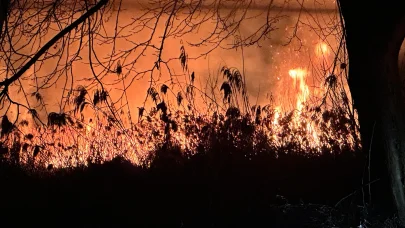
[0,98,360,171]
[0,38,359,171]
[0,68,375,226]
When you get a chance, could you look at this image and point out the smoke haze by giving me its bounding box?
[2,0,342,123]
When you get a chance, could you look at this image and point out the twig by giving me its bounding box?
[0,0,108,89]
[368,121,376,204]
[335,178,380,208]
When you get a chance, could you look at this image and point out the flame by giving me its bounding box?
[0,33,359,170]
[1,94,359,170]
[288,68,309,112]
[315,42,330,57]
[273,105,281,125]
[284,68,319,147]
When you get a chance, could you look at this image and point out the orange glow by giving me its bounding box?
[288,68,309,112]
[273,105,281,125]
[287,68,319,147]
[0,38,359,169]
[315,42,330,57]
[0,1,360,170]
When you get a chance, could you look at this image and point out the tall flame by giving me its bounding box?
[288,68,309,112]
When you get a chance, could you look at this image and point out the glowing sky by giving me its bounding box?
[1,0,342,122]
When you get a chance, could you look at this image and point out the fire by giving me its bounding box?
[0,0,361,172]
[315,42,330,57]
[281,68,320,147]
[288,68,309,112]
[0,52,359,169]
[272,105,281,125]
[0,32,358,170]
[0,93,358,170]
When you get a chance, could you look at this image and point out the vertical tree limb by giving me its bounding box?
[0,0,10,41]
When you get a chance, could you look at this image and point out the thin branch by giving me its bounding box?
[0,0,108,89]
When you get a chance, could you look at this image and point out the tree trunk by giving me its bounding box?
[0,0,9,40]
[339,1,405,225]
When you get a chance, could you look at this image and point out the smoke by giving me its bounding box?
[2,0,340,124]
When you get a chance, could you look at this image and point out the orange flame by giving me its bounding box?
[0,37,360,170]
[315,42,330,57]
[288,68,309,112]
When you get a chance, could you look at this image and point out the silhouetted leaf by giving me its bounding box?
[256,105,261,116]
[93,90,100,106]
[220,82,232,102]
[138,107,145,119]
[31,92,42,102]
[161,84,168,94]
[80,102,87,113]
[191,72,195,83]
[1,115,14,137]
[24,134,34,140]
[147,87,160,103]
[33,145,41,158]
[19,120,29,126]
[73,86,87,113]
[179,45,187,70]
[108,115,116,123]
[48,112,67,127]
[94,89,108,106]
[116,60,122,75]
[177,92,183,106]
[221,66,243,91]
[66,116,75,125]
[22,143,29,152]
[28,109,38,119]
[186,85,194,97]
[157,101,167,114]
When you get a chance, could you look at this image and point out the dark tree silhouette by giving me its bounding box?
[0,0,9,39]
[339,0,405,225]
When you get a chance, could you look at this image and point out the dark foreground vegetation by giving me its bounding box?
[0,68,398,226]
[0,142,399,227]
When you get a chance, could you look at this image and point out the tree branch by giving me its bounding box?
[0,0,108,89]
